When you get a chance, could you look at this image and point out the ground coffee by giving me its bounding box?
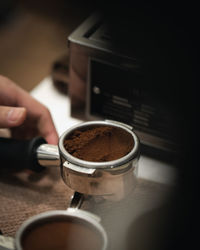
[21,219,102,250]
[64,126,134,162]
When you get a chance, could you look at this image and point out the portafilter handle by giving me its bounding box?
[0,137,60,172]
[36,143,60,167]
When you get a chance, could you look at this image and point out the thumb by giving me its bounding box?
[0,106,26,128]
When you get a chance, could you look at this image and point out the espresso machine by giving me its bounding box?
[67,13,180,159]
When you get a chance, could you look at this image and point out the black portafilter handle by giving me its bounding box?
[0,137,46,172]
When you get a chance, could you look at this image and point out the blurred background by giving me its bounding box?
[0,0,93,91]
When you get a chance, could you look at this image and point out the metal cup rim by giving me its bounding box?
[59,120,140,169]
[15,209,108,250]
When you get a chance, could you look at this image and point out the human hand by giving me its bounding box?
[0,75,58,144]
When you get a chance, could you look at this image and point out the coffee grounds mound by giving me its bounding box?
[64,126,134,162]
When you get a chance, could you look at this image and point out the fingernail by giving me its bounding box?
[7,108,24,123]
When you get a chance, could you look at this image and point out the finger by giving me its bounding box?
[45,132,59,145]
[38,109,59,145]
[0,106,26,128]
[13,85,59,144]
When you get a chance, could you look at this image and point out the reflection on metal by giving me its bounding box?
[69,192,84,209]
[37,144,60,167]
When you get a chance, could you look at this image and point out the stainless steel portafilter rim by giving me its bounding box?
[59,120,140,169]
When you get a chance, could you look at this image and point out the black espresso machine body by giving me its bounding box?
[67,13,180,158]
